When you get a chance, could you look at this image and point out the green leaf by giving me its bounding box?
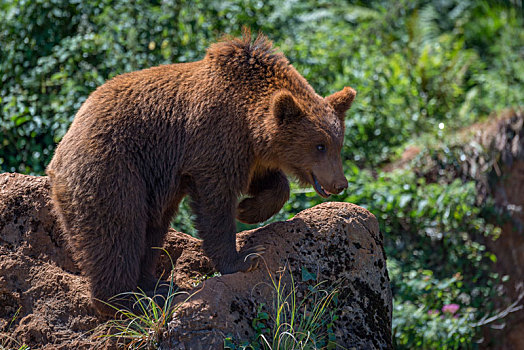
[301,266,317,282]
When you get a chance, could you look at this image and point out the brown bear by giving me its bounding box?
[46,31,356,316]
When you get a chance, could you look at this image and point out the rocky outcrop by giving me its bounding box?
[160,201,392,349]
[0,173,392,349]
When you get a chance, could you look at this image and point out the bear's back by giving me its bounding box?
[47,61,209,183]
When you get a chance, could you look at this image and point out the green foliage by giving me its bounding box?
[245,165,503,348]
[2,0,522,172]
[0,307,30,350]
[275,0,523,165]
[0,0,276,174]
[172,198,198,237]
[346,168,501,348]
[225,266,339,350]
[94,250,189,349]
[360,168,501,348]
[392,298,475,349]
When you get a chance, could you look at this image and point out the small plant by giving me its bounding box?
[0,343,30,350]
[225,264,340,350]
[0,307,30,350]
[94,288,187,349]
[189,270,222,288]
[93,249,194,350]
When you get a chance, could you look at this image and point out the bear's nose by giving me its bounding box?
[334,179,348,194]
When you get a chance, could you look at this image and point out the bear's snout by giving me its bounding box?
[332,178,348,194]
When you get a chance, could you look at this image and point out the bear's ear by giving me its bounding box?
[326,86,357,120]
[272,90,302,123]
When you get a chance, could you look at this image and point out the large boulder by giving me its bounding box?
[0,173,392,349]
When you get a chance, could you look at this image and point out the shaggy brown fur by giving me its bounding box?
[46,31,356,315]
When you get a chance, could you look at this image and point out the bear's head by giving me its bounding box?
[266,86,356,198]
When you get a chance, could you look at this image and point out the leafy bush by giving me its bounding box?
[2,1,522,172]
[0,0,277,174]
[341,168,501,349]
[275,0,523,166]
[242,164,503,348]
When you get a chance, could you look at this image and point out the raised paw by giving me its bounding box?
[237,197,275,224]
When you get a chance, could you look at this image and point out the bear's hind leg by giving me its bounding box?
[136,222,170,293]
[50,159,152,316]
[137,190,186,293]
[67,187,149,316]
[85,218,147,316]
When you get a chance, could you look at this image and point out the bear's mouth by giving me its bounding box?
[311,173,330,198]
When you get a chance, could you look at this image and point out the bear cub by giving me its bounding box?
[47,32,356,315]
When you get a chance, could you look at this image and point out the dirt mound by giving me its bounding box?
[0,173,392,349]
[0,173,97,349]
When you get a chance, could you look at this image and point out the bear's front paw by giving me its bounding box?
[237,197,272,224]
[218,245,266,274]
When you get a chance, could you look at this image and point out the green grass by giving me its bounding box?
[95,248,341,350]
[93,250,194,349]
[94,288,189,349]
[0,307,30,350]
[0,344,30,350]
[225,263,341,350]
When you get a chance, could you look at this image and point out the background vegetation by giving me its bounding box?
[1,0,522,348]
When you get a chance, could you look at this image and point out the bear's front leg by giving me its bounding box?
[189,183,265,274]
[237,169,290,224]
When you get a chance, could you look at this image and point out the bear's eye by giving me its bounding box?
[316,144,326,152]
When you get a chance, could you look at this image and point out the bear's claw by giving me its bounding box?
[216,245,266,274]
[242,244,266,271]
